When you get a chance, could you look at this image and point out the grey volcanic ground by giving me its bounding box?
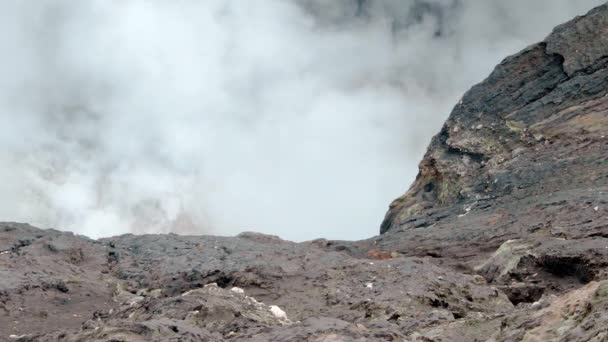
[2,2,608,342]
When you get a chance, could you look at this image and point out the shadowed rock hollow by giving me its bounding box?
[1,4,608,342]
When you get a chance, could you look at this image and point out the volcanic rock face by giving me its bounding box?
[381,4,608,235]
[1,4,608,342]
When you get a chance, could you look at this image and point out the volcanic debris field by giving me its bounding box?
[2,4,608,342]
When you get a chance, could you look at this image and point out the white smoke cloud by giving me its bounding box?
[0,0,604,241]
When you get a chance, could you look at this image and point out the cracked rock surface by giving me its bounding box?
[1,4,608,342]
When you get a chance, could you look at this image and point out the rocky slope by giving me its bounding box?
[1,4,608,342]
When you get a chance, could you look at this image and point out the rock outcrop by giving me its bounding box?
[381,4,608,236]
[1,4,607,342]
[377,3,608,267]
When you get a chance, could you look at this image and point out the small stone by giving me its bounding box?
[128,296,144,306]
[367,249,393,260]
[356,323,368,331]
[148,289,163,299]
[231,287,245,294]
[472,275,487,285]
[269,305,288,320]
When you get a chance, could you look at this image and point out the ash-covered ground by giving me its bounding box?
[1,3,608,342]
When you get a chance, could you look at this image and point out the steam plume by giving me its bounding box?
[0,0,603,240]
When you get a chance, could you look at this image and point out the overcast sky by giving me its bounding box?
[0,0,604,241]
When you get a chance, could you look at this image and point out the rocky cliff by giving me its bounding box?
[1,4,608,342]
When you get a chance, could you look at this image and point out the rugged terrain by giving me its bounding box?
[2,4,608,342]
